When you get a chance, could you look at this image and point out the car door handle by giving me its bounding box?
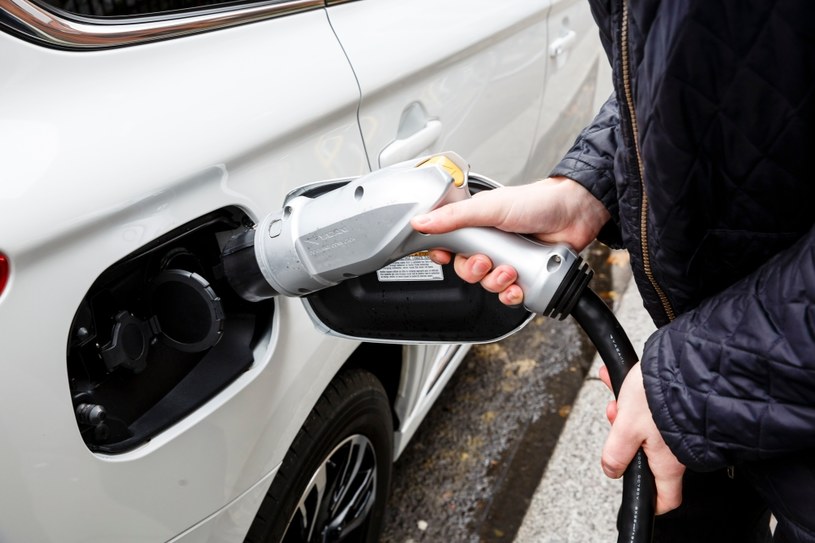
[548,29,577,58]
[379,119,443,168]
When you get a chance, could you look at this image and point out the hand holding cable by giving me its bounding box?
[600,363,686,515]
[411,174,662,542]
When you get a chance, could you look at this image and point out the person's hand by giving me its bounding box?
[409,176,610,306]
[599,363,686,515]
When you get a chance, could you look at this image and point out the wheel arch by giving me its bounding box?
[341,342,404,430]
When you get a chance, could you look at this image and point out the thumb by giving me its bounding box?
[605,399,617,425]
[601,420,641,480]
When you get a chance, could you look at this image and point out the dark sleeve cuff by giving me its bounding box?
[549,94,622,248]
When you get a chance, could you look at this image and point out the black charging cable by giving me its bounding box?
[570,288,656,543]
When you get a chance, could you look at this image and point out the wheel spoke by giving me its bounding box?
[287,461,329,542]
[327,466,375,538]
[285,434,378,542]
[332,437,368,512]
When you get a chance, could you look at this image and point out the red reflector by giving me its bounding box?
[0,253,8,296]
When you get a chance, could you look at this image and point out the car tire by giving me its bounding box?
[244,368,394,543]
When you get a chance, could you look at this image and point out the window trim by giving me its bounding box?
[0,0,325,49]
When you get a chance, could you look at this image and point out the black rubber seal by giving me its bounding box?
[543,256,593,320]
[222,227,278,302]
[150,269,224,353]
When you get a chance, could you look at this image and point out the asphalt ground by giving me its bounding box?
[378,243,634,543]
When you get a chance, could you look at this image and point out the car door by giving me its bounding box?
[327,0,552,184]
[524,0,608,178]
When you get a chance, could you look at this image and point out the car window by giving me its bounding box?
[2,0,323,48]
[36,0,256,17]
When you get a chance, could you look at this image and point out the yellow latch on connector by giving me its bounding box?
[417,154,466,187]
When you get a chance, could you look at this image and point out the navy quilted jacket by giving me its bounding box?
[552,0,815,473]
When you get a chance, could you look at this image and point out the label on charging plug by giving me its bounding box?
[376,252,444,282]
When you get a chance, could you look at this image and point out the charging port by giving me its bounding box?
[67,207,272,454]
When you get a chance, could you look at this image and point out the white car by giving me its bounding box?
[0,0,603,540]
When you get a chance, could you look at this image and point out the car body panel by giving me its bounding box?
[166,467,277,543]
[392,343,465,456]
[0,11,370,542]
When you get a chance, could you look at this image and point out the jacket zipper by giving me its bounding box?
[620,0,676,322]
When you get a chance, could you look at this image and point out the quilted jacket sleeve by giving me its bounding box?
[642,224,815,471]
[549,94,623,247]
